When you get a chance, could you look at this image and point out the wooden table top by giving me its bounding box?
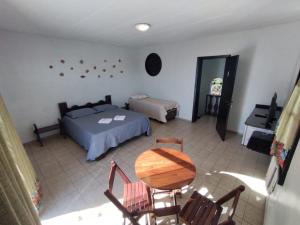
[135,148,196,190]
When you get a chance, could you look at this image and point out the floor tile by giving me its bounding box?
[24,116,269,225]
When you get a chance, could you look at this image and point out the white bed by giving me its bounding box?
[128,95,179,123]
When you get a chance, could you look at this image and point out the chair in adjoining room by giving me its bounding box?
[156,137,184,152]
[104,161,179,225]
[179,185,245,225]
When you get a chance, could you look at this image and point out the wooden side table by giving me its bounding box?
[122,102,129,110]
[33,119,63,146]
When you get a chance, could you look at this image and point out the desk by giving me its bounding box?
[242,104,282,145]
[135,148,196,190]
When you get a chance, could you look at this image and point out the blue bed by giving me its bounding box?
[62,108,151,160]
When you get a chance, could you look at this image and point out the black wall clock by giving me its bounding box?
[145,53,162,76]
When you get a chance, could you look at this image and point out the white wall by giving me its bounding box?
[1,21,300,142]
[136,21,300,133]
[198,58,225,116]
[264,139,300,225]
[0,30,138,142]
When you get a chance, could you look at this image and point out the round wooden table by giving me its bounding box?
[135,148,196,190]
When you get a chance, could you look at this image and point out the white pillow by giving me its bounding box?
[130,94,148,99]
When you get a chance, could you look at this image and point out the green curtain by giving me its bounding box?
[0,95,41,225]
[270,80,300,167]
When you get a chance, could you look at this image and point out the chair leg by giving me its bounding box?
[145,214,150,225]
[152,190,156,208]
[150,213,157,225]
[173,192,179,224]
[175,189,182,198]
[128,217,140,225]
[147,213,155,225]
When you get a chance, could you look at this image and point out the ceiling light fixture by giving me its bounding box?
[135,23,151,32]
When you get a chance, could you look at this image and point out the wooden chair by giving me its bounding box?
[156,137,183,152]
[154,137,184,222]
[179,185,245,225]
[104,161,179,225]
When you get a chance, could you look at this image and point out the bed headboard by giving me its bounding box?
[58,95,112,118]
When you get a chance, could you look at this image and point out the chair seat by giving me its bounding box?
[179,191,222,225]
[123,181,152,214]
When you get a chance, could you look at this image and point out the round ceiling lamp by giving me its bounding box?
[135,23,151,32]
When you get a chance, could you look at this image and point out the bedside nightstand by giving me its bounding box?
[122,103,129,110]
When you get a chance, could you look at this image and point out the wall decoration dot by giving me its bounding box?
[50,57,126,79]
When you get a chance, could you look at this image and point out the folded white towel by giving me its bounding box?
[114,115,126,121]
[98,118,112,124]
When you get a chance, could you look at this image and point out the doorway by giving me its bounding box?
[192,55,239,141]
[196,57,226,118]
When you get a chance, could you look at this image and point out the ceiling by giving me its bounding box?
[1,0,300,47]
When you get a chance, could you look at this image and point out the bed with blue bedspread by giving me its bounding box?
[59,95,151,160]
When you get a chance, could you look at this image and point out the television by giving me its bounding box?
[265,92,277,127]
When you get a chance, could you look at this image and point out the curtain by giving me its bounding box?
[0,95,41,225]
[270,80,300,167]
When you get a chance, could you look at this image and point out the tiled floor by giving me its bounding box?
[25,116,270,225]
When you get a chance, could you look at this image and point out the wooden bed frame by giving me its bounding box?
[58,95,151,160]
[58,95,112,118]
[58,95,112,158]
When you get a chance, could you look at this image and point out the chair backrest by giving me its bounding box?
[104,161,133,219]
[179,185,245,225]
[107,160,131,192]
[216,185,245,225]
[104,161,156,225]
[156,137,183,151]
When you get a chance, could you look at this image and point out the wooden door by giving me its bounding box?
[216,55,239,140]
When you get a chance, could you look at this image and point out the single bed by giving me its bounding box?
[58,95,151,160]
[128,95,179,123]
